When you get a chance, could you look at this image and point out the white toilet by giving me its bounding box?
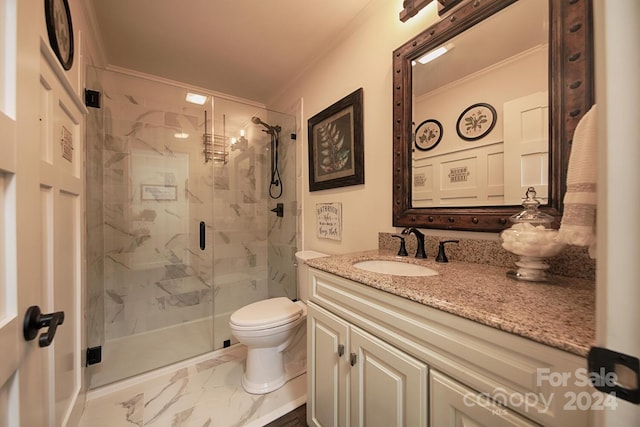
[229,250,328,394]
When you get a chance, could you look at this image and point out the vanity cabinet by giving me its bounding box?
[307,302,428,427]
[306,267,592,427]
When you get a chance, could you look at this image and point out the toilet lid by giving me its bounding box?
[230,297,302,329]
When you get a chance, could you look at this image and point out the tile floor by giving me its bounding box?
[79,344,306,427]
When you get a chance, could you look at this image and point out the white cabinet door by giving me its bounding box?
[349,326,428,427]
[430,370,540,427]
[308,302,350,427]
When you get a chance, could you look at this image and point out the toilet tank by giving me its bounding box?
[295,250,328,303]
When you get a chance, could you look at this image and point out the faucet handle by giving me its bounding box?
[435,240,459,263]
[392,235,408,256]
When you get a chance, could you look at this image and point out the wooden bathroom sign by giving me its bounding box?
[60,125,73,162]
[316,202,342,241]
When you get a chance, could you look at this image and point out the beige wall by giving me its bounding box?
[270,1,500,255]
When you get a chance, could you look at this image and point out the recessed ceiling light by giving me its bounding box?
[412,46,450,66]
[174,132,189,139]
[186,92,207,105]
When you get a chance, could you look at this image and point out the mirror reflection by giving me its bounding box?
[411,0,548,208]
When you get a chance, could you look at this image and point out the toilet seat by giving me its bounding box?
[230,297,302,331]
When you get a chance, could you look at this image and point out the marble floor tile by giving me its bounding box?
[80,345,306,427]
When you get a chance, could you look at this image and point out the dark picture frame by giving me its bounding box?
[308,88,364,191]
[414,119,443,151]
[456,103,497,141]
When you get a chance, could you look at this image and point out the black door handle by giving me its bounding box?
[23,305,65,347]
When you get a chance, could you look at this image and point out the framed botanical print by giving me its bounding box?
[308,88,364,192]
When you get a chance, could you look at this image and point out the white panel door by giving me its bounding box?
[0,0,84,425]
[0,0,20,424]
[503,92,549,205]
[594,1,640,426]
[39,43,84,427]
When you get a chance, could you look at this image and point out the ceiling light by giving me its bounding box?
[174,132,189,139]
[185,92,207,105]
[415,46,449,65]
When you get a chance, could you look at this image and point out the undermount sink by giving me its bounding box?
[352,260,438,277]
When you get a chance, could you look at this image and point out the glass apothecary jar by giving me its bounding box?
[500,187,565,282]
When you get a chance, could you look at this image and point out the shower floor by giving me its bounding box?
[79,344,306,427]
[90,313,237,388]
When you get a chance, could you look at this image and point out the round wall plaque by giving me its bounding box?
[414,119,443,151]
[456,103,497,141]
[45,0,74,70]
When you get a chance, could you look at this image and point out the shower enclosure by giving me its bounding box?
[85,67,298,388]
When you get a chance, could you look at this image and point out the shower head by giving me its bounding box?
[251,116,266,126]
[251,116,281,134]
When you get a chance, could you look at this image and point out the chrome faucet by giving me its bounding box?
[401,227,427,258]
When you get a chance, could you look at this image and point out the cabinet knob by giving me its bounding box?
[338,344,345,357]
[350,353,357,366]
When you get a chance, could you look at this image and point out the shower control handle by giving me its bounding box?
[270,203,284,217]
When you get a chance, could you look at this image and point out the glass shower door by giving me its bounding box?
[86,67,215,388]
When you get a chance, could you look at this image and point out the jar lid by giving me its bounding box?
[509,187,554,226]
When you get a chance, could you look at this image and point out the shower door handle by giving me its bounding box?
[23,305,65,347]
[199,221,206,250]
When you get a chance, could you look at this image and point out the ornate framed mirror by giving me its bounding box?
[392,0,593,232]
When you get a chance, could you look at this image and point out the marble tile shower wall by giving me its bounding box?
[100,80,215,341]
[266,129,298,301]
[212,121,299,339]
[211,151,269,329]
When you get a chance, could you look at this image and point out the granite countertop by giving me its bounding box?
[306,249,595,357]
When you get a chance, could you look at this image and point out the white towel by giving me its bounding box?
[558,104,597,258]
